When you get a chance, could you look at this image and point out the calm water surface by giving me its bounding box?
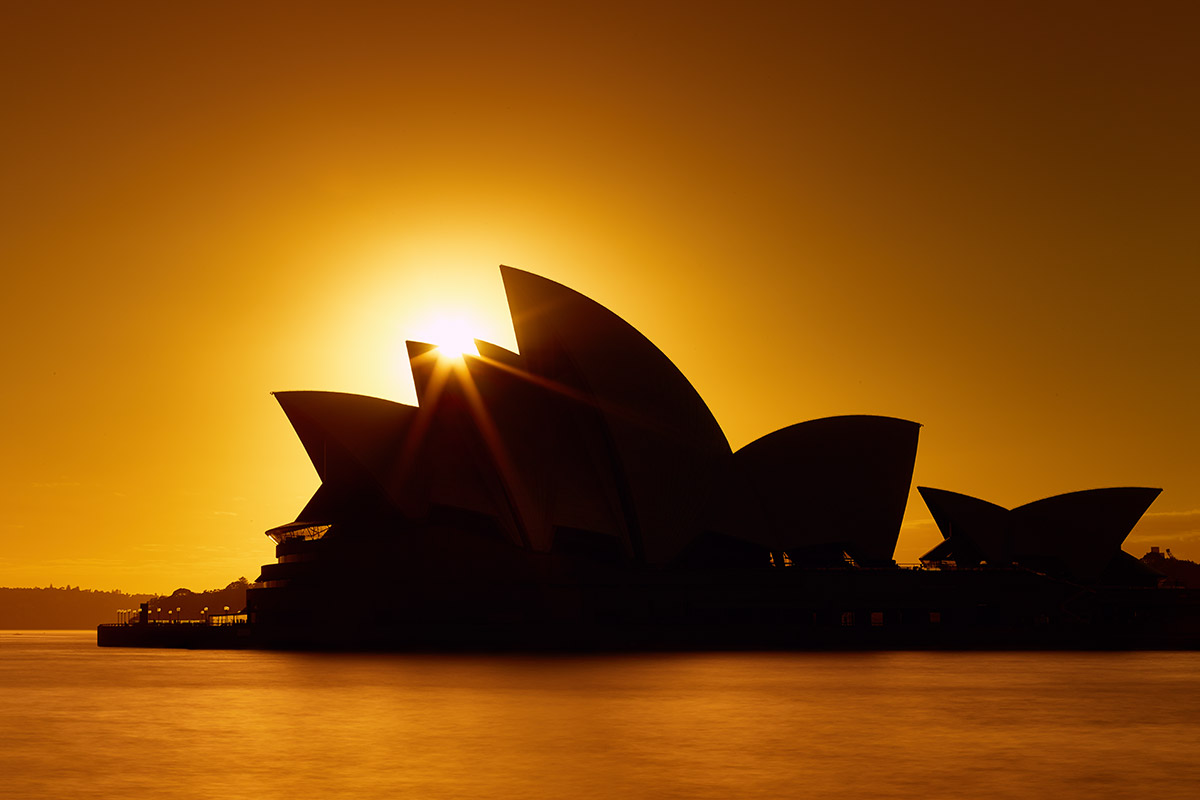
[2,631,1198,799]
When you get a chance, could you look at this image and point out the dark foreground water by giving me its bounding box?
[2,632,1199,799]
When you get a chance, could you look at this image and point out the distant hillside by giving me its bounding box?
[1141,549,1200,589]
[0,586,156,629]
[0,579,250,629]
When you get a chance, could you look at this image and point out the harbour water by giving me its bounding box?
[2,631,1199,799]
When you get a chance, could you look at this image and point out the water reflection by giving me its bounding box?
[2,632,1199,799]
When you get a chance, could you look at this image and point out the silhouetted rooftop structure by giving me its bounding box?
[237,267,929,641]
[264,266,920,572]
[918,486,1163,585]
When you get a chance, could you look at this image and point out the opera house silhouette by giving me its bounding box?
[918,487,1165,586]
[100,267,1198,649]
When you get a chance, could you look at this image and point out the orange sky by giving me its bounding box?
[2,2,1197,592]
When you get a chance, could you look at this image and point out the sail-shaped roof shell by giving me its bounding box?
[273,390,421,525]
[274,391,417,484]
[499,266,733,563]
[1011,487,1162,583]
[917,486,1011,566]
[918,486,1162,583]
[733,415,920,565]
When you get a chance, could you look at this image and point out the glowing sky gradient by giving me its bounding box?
[2,2,1197,591]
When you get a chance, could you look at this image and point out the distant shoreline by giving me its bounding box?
[0,581,247,630]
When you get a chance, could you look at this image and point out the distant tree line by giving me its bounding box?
[1141,549,1200,589]
[0,586,156,629]
[0,578,250,629]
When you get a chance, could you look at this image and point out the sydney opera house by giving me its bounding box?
[101,266,1197,649]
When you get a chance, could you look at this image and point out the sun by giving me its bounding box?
[424,313,480,359]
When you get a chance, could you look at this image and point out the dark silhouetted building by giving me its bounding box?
[245,266,923,647]
[100,266,1197,650]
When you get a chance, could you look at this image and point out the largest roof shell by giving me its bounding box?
[500,266,733,563]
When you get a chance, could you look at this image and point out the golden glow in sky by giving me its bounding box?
[419,314,482,359]
[2,1,1197,591]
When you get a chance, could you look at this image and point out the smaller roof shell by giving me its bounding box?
[918,485,1162,583]
[733,415,920,565]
